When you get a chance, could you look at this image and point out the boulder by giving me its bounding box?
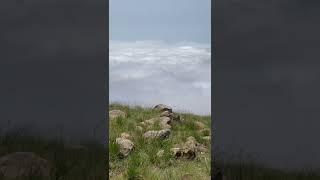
[159,117,172,129]
[160,111,173,117]
[153,104,172,113]
[194,121,206,130]
[171,136,208,160]
[0,152,51,179]
[160,111,182,123]
[143,129,171,140]
[140,117,172,129]
[170,148,182,158]
[120,132,131,139]
[109,110,127,120]
[115,137,134,158]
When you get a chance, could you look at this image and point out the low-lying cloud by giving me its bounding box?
[109,41,211,115]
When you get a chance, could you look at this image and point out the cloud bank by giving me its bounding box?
[109,41,211,115]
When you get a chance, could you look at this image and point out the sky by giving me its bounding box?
[109,0,211,115]
[214,0,320,170]
[110,0,211,43]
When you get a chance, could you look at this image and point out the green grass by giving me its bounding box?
[0,129,106,180]
[109,103,211,180]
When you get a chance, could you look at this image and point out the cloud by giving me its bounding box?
[109,41,211,115]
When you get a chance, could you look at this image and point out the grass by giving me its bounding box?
[108,103,211,180]
[0,128,106,180]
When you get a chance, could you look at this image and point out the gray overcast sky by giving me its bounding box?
[110,0,211,43]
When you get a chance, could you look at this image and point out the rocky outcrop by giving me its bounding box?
[109,110,127,120]
[143,129,171,140]
[0,152,51,179]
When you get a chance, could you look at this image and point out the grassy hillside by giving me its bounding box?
[109,103,211,180]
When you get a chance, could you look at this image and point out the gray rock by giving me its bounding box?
[141,117,172,129]
[120,132,131,139]
[0,152,51,179]
[160,111,173,117]
[115,137,134,158]
[109,110,127,120]
[171,136,208,160]
[153,104,173,113]
[143,129,171,140]
[160,111,182,124]
[194,121,206,130]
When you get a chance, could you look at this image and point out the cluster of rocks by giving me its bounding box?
[111,104,210,160]
[170,136,208,160]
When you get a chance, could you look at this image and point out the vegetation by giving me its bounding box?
[109,103,211,180]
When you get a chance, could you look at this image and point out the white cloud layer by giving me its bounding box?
[109,41,211,115]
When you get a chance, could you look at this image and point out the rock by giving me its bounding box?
[182,137,197,159]
[156,150,164,157]
[160,111,173,117]
[109,110,127,120]
[0,152,51,178]
[144,118,157,126]
[194,121,206,130]
[159,117,172,129]
[120,132,131,139]
[153,104,172,113]
[170,148,182,158]
[115,137,134,158]
[143,129,171,140]
[171,136,208,160]
[140,117,172,129]
[160,111,182,124]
